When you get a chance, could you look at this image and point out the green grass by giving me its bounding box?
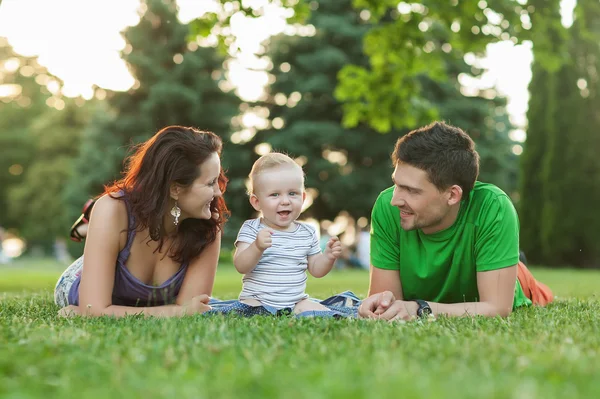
[1,258,600,399]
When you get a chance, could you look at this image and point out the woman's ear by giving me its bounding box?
[249,194,261,211]
[170,183,181,201]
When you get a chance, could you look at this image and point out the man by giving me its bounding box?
[358,122,553,320]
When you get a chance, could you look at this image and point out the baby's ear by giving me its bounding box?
[249,194,261,211]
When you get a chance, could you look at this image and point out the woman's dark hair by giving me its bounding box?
[104,125,229,263]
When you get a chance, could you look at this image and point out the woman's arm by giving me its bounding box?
[75,195,211,318]
[175,233,221,303]
[60,296,211,318]
[76,194,126,316]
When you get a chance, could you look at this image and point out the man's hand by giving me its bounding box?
[254,228,274,251]
[359,292,421,321]
[324,236,342,261]
[376,300,420,321]
[358,291,396,318]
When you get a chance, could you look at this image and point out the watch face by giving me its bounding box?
[417,301,433,318]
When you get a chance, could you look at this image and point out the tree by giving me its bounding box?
[254,0,398,221]
[564,0,600,267]
[249,0,517,223]
[519,0,568,265]
[0,38,57,230]
[8,102,88,252]
[67,0,244,241]
[420,45,518,196]
[332,0,531,133]
[521,0,600,267]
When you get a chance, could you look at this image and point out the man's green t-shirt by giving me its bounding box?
[370,181,531,309]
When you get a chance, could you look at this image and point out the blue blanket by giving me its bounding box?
[205,291,361,318]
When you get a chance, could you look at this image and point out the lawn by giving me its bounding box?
[1,258,599,399]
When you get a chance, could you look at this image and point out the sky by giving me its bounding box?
[0,0,577,143]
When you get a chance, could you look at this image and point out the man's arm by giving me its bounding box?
[409,194,520,319]
[358,266,404,318]
[368,267,403,298]
[426,265,517,317]
[366,265,517,320]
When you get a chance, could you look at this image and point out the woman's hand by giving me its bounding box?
[58,305,81,318]
[182,294,212,315]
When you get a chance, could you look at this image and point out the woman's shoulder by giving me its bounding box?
[92,193,129,228]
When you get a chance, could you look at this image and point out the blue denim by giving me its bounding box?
[205,291,361,318]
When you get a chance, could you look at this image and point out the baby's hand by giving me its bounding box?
[255,228,274,251]
[325,236,342,261]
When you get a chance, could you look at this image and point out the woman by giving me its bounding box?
[55,125,229,317]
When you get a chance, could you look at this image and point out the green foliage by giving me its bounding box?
[521,0,600,267]
[8,103,88,250]
[187,1,518,220]
[423,56,518,195]
[66,0,243,242]
[251,0,403,220]
[0,39,56,230]
[338,0,531,132]
[246,0,517,222]
[565,1,600,266]
[188,0,311,54]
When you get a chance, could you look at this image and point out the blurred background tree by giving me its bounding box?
[334,0,530,133]
[8,101,88,253]
[65,0,247,243]
[1,0,598,266]
[520,0,600,268]
[0,39,55,231]
[244,0,517,225]
[0,38,86,254]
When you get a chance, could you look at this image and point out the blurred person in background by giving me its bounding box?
[355,224,370,270]
[0,226,9,264]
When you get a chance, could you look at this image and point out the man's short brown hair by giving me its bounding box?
[392,121,480,198]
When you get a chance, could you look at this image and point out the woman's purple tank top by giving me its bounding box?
[68,194,188,307]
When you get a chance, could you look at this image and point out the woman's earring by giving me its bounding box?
[170,201,181,225]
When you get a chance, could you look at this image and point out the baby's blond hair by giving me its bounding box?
[248,152,304,195]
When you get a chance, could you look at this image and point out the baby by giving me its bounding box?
[233,152,342,313]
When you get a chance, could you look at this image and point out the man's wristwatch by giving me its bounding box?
[414,299,433,318]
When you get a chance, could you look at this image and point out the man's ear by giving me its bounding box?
[447,185,463,206]
[302,191,307,202]
[249,194,261,212]
[170,183,181,201]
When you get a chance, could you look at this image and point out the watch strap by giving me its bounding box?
[414,299,432,318]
